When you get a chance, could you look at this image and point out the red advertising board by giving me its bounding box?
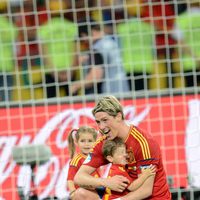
[0,94,200,199]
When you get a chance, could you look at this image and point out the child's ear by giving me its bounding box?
[106,155,113,163]
[74,139,78,146]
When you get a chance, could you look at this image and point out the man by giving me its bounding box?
[70,21,130,95]
[74,95,171,200]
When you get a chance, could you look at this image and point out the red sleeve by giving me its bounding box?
[67,165,79,181]
[83,137,108,168]
[126,126,161,176]
[127,126,171,199]
[67,155,84,181]
[67,154,101,180]
[135,135,160,174]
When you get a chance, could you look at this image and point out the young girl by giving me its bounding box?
[67,126,99,199]
[102,137,156,200]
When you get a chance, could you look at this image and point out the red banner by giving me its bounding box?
[0,94,200,199]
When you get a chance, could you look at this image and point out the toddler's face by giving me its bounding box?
[112,146,128,165]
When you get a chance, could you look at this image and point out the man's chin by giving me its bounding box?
[106,135,114,140]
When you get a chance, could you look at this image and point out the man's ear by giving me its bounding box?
[116,112,122,121]
[106,155,113,163]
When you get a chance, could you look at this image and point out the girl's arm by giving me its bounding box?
[67,180,76,199]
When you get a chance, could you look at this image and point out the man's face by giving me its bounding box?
[94,112,119,140]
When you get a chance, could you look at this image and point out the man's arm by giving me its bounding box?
[70,51,104,95]
[121,175,155,200]
[74,165,130,192]
[70,66,104,95]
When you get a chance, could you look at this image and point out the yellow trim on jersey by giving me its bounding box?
[104,187,111,200]
[131,128,151,159]
[91,135,106,152]
[70,154,85,166]
[103,194,110,200]
[94,135,106,146]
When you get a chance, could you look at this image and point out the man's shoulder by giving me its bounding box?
[127,125,155,143]
[129,125,147,136]
[91,135,106,151]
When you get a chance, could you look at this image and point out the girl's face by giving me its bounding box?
[111,146,128,165]
[77,132,96,156]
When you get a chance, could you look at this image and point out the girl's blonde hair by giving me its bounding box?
[92,95,124,119]
[68,126,98,159]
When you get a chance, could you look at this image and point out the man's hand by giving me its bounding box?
[104,175,130,192]
[69,82,81,96]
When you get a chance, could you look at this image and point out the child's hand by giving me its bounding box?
[141,164,156,178]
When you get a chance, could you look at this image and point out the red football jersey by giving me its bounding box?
[83,125,171,199]
[67,153,100,189]
[103,164,133,200]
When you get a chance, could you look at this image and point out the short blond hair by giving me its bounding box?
[92,95,124,119]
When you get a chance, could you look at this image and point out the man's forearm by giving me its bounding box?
[75,174,106,190]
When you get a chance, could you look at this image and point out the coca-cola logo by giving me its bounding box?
[0,104,151,199]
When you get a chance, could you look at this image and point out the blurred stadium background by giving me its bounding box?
[0,0,200,199]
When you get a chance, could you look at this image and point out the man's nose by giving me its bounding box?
[99,122,105,130]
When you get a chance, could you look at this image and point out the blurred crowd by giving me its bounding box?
[0,0,200,102]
